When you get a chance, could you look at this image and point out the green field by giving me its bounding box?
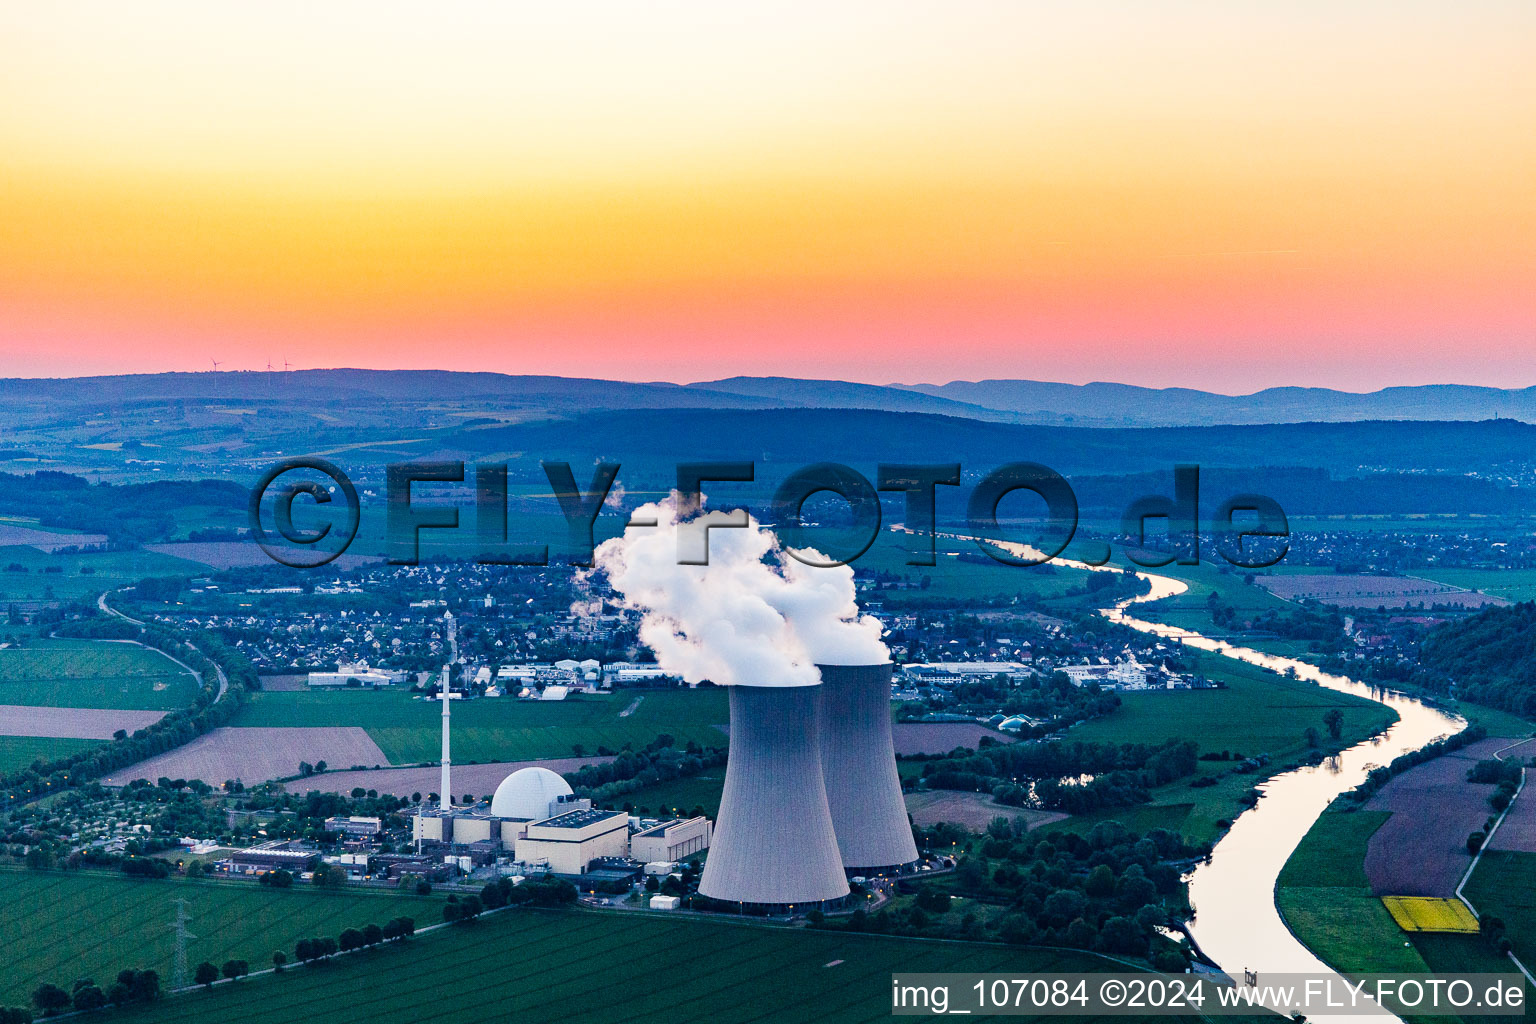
[0,869,443,1006]
[0,545,208,603]
[623,773,727,817]
[0,735,98,774]
[1275,811,1433,973]
[1414,569,1536,605]
[114,906,1209,1024]
[232,688,729,763]
[1465,851,1536,965]
[0,638,200,710]
[1062,651,1396,842]
[1278,812,1527,1022]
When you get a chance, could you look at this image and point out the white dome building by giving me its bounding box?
[490,767,574,821]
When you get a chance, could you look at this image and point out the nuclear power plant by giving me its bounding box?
[817,662,920,872]
[697,684,850,909]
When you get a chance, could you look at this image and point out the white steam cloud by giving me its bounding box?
[591,495,888,687]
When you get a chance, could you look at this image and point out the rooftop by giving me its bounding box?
[536,808,625,830]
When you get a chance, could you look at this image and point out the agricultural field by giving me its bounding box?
[0,705,165,740]
[113,906,1219,1024]
[904,790,1066,833]
[0,546,207,603]
[1465,851,1536,965]
[0,638,200,711]
[1278,809,1523,1007]
[622,773,729,818]
[230,687,730,764]
[1276,811,1434,973]
[1255,573,1503,609]
[1361,737,1515,897]
[283,757,616,800]
[99,727,390,787]
[0,735,97,775]
[1415,569,1536,605]
[0,869,443,1006]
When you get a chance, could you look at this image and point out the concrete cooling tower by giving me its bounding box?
[697,684,850,908]
[817,662,920,872]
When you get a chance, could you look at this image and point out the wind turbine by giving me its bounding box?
[209,357,222,372]
[283,359,292,372]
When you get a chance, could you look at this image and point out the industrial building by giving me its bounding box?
[307,659,397,688]
[698,684,850,910]
[513,808,630,875]
[630,816,712,863]
[323,815,382,837]
[817,663,920,872]
[411,766,590,848]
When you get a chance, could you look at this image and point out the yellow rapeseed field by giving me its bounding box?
[1381,896,1481,933]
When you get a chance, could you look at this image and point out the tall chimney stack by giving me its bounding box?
[817,662,919,871]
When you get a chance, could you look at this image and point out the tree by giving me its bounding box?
[271,951,287,972]
[72,985,105,1013]
[194,963,219,988]
[1303,726,1321,749]
[24,847,52,871]
[1468,830,1487,854]
[1323,709,1344,740]
[221,961,248,982]
[259,868,293,888]
[339,928,365,952]
[311,864,346,889]
[30,985,69,1017]
[0,1008,33,1024]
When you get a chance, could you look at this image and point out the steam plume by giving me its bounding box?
[591,495,887,686]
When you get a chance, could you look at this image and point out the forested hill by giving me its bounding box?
[1418,603,1536,715]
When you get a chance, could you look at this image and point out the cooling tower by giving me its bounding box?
[697,685,850,908]
[817,662,919,871]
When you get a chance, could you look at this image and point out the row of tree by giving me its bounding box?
[29,969,159,1017]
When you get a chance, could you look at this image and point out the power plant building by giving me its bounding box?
[817,662,920,872]
[514,809,630,875]
[630,816,712,863]
[698,685,850,910]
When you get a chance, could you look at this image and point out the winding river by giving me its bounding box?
[939,533,1465,1013]
[1104,572,1465,1019]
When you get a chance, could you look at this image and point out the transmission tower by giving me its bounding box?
[169,898,196,991]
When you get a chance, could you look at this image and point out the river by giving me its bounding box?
[938,534,1465,1011]
[1104,571,1465,1020]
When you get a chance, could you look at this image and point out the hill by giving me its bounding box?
[1417,603,1536,715]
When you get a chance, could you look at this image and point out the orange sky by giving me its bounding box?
[1,2,1532,390]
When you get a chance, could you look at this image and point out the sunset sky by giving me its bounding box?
[1,2,1532,390]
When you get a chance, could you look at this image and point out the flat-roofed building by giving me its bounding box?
[323,815,382,837]
[515,809,629,875]
[630,816,712,863]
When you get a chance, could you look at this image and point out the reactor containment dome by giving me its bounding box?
[490,767,574,820]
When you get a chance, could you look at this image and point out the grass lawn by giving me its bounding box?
[115,907,1221,1024]
[1452,702,1536,740]
[1465,851,1536,965]
[0,638,200,710]
[1275,810,1433,973]
[232,687,730,763]
[0,868,443,1006]
[1061,652,1396,843]
[0,735,98,774]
